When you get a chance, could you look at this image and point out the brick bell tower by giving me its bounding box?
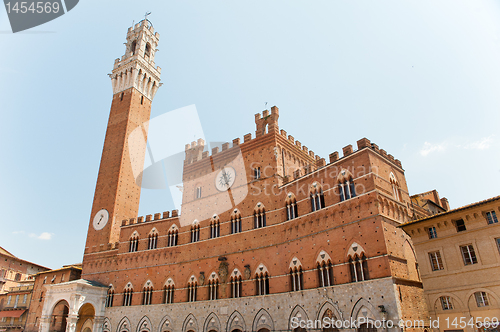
[84,20,162,252]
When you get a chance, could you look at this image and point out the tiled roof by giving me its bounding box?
[410,190,437,198]
[400,195,500,227]
[0,246,50,270]
[35,264,82,276]
[0,246,16,258]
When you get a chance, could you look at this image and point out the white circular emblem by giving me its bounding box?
[93,209,109,231]
[215,167,236,191]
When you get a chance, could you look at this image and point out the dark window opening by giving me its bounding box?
[254,210,266,228]
[105,290,114,307]
[286,199,298,220]
[429,251,444,271]
[123,289,133,306]
[231,216,242,234]
[460,245,477,265]
[486,211,498,224]
[317,261,334,287]
[311,190,325,212]
[455,219,466,232]
[427,227,438,239]
[148,233,158,250]
[290,267,303,291]
[163,286,174,304]
[210,221,220,239]
[142,287,153,305]
[349,255,369,282]
[130,40,137,55]
[255,273,270,295]
[191,225,200,243]
[253,167,261,180]
[339,179,355,202]
[187,283,197,302]
[129,237,139,252]
[230,276,242,298]
[168,230,178,247]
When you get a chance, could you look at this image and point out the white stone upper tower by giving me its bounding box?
[110,19,162,100]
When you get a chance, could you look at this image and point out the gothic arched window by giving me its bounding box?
[390,172,401,201]
[230,269,243,298]
[231,209,242,234]
[210,215,220,239]
[142,281,153,305]
[338,169,356,202]
[316,251,334,287]
[254,203,266,229]
[208,273,219,300]
[349,254,369,282]
[123,283,133,306]
[286,193,298,220]
[255,264,270,295]
[187,276,197,302]
[105,286,114,307]
[148,229,158,250]
[167,226,178,247]
[310,182,325,212]
[290,266,303,291]
[191,221,200,243]
[129,233,139,252]
[289,260,303,292]
[163,279,174,304]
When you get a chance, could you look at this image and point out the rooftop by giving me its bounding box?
[0,246,15,258]
[35,264,82,276]
[400,195,500,227]
[0,246,50,270]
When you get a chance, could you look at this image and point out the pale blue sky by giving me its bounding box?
[1,0,499,269]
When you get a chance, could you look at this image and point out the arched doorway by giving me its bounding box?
[257,329,270,332]
[51,300,70,332]
[358,323,377,332]
[322,309,339,332]
[76,303,95,332]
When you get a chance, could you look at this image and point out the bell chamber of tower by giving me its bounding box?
[110,20,162,101]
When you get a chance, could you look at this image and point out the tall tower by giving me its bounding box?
[84,20,161,251]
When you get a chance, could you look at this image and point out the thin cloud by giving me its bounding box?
[28,232,54,240]
[38,232,53,240]
[464,135,494,150]
[12,231,25,235]
[420,135,495,156]
[420,142,447,156]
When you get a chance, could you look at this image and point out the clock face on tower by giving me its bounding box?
[215,166,236,192]
[93,209,109,231]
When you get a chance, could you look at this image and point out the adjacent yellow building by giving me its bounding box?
[401,195,500,332]
[0,283,33,332]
